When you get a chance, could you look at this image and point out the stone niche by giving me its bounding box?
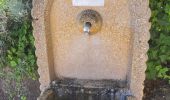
[32,0,150,100]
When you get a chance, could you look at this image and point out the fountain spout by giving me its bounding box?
[83,22,92,35]
[77,9,102,35]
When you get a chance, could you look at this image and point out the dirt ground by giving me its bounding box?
[143,79,170,100]
[0,78,40,100]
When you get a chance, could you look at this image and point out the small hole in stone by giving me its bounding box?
[85,22,92,27]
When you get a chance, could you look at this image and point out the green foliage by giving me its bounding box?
[0,0,37,99]
[0,0,7,8]
[0,0,31,21]
[146,0,170,82]
[6,20,37,80]
[0,0,32,68]
[21,96,27,100]
[0,0,37,80]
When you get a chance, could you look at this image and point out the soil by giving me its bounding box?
[22,79,40,100]
[143,79,170,100]
[0,78,40,100]
[0,79,8,100]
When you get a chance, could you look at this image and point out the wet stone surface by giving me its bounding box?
[50,80,133,100]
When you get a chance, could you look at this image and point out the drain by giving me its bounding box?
[48,80,135,100]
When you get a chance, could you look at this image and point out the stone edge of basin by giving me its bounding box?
[32,0,151,100]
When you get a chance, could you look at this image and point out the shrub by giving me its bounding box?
[0,0,37,80]
[146,0,170,83]
[6,20,37,80]
[0,0,31,21]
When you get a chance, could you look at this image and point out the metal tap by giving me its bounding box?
[83,22,92,35]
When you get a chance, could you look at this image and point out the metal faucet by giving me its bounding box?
[77,9,102,35]
[83,22,91,35]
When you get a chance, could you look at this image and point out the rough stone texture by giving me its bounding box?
[38,89,55,100]
[126,96,137,100]
[32,0,56,92]
[32,0,151,100]
[128,0,151,100]
[50,0,132,80]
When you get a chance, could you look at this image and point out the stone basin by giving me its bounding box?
[32,0,150,99]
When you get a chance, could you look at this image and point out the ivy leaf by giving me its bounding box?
[159,34,170,46]
[146,61,157,79]
[158,20,170,26]
[165,4,170,15]
[159,55,168,63]
[158,68,169,78]
[10,61,17,67]
[148,49,158,59]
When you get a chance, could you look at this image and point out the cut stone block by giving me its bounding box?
[32,0,151,99]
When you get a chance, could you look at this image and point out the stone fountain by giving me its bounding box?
[32,0,151,100]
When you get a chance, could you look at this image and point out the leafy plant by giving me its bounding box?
[0,0,38,99]
[0,0,7,8]
[146,0,170,83]
[0,0,36,79]
[6,20,37,80]
[0,0,31,21]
